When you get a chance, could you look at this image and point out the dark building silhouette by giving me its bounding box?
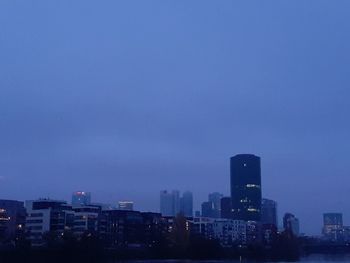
[283,213,299,236]
[72,204,102,236]
[141,212,166,247]
[201,201,214,218]
[208,192,223,218]
[0,200,26,243]
[100,210,144,247]
[261,198,277,227]
[201,192,224,218]
[25,199,75,245]
[261,223,278,245]
[160,190,180,216]
[180,191,193,217]
[220,197,232,219]
[230,154,262,221]
[100,210,167,248]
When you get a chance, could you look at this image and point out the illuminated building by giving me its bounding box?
[0,199,25,243]
[230,154,262,221]
[190,217,246,246]
[72,205,101,237]
[118,201,134,211]
[141,212,167,247]
[72,191,91,206]
[323,213,343,241]
[100,210,144,247]
[25,199,74,246]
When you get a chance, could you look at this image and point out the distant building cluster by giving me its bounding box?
[321,213,350,242]
[162,154,302,246]
[160,190,193,217]
[5,153,345,250]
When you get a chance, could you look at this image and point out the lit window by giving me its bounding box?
[246,184,260,188]
[240,198,249,203]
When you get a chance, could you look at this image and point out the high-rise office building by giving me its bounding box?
[261,198,277,227]
[283,213,300,236]
[201,201,214,218]
[172,190,180,215]
[230,154,262,221]
[72,191,91,206]
[221,197,232,219]
[160,190,181,216]
[25,199,75,245]
[118,201,134,211]
[160,190,173,216]
[323,213,343,241]
[209,192,223,218]
[180,191,193,217]
[200,192,224,219]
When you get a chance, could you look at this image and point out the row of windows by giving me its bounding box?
[26,219,43,224]
[27,226,42,231]
[74,221,87,226]
[29,213,43,217]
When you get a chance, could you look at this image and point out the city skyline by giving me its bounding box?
[2,153,350,236]
[1,1,350,236]
[1,153,350,235]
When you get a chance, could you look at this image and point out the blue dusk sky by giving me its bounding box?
[1,1,350,234]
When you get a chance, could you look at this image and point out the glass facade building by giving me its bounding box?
[230,154,262,221]
[261,198,278,227]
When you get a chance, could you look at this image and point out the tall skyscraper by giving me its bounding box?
[172,190,180,216]
[201,201,214,218]
[160,190,181,216]
[230,154,262,221]
[72,191,91,206]
[180,191,193,217]
[200,192,224,218]
[220,197,232,219]
[209,192,223,218]
[160,190,174,216]
[261,198,278,227]
[283,213,300,236]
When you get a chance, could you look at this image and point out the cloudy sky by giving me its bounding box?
[1,1,350,234]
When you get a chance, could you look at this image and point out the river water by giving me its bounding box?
[123,254,350,262]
